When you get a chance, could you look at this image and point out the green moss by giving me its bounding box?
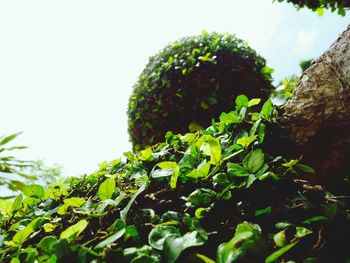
[128,32,273,150]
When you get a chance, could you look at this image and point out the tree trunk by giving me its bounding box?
[282,24,350,187]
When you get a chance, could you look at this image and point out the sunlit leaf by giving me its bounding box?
[98,177,116,201]
[60,219,88,243]
[265,241,299,263]
[22,184,45,199]
[199,136,222,165]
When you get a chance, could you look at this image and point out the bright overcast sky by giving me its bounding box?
[0,0,349,177]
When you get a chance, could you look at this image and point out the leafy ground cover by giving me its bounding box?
[1,93,350,263]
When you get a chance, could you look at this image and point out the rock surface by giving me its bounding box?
[282,24,350,186]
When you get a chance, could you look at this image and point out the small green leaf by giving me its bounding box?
[120,182,147,222]
[200,101,209,110]
[248,98,261,107]
[255,206,272,216]
[237,136,257,148]
[151,161,178,178]
[0,199,13,216]
[139,147,154,161]
[338,6,346,16]
[243,149,265,173]
[275,222,293,229]
[295,164,315,173]
[258,123,266,143]
[60,219,88,243]
[0,132,22,146]
[95,228,126,250]
[198,161,211,177]
[12,194,23,212]
[148,226,181,250]
[187,188,217,207]
[219,111,240,125]
[261,66,274,79]
[217,223,267,263]
[282,159,299,168]
[295,226,312,238]
[57,197,86,215]
[98,177,116,201]
[196,254,216,263]
[317,7,324,16]
[22,184,44,199]
[265,241,299,263]
[13,226,34,246]
[164,231,206,263]
[170,166,180,189]
[200,135,222,165]
[38,236,58,253]
[44,223,57,233]
[302,216,328,225]
[235,95,249,110]
[195,208,208,219]
[261,99,273,120]
[227,163,249,177]
[152,162,178,185]
[273,230,287,247]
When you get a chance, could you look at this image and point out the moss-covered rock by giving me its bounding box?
[128,32,273,150]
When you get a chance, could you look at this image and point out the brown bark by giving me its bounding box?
[282,24,350,186]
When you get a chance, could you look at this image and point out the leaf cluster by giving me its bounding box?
[273,0,349,16]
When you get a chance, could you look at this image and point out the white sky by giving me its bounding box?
[0,0,349,177]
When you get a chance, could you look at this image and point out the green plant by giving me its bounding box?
[1,95,349,262]
[0,133,61,198]
[128,32,273,150]
[0,133,38,197]
[299,59,313,73]
[273,0,349,16]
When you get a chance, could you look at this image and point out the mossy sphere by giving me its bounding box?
[128,32,273,150]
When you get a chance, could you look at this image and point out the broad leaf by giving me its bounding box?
[243,149,265,173]
[199,136,222,165]
[217,223,267,263]
[219,111,240,125]
[148,226,181,250]
[261,99,273,120]
[57,197,86,215]
[22,184,44,199]
[237,135,256,148]
[98,177,116,201]
[235,95,249,110]
[12,194,23,212]
[95,228,126,250]
[60,219,88,243]
[164,231,206,263]
[265,241,299,263]
[227,163,249,177]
